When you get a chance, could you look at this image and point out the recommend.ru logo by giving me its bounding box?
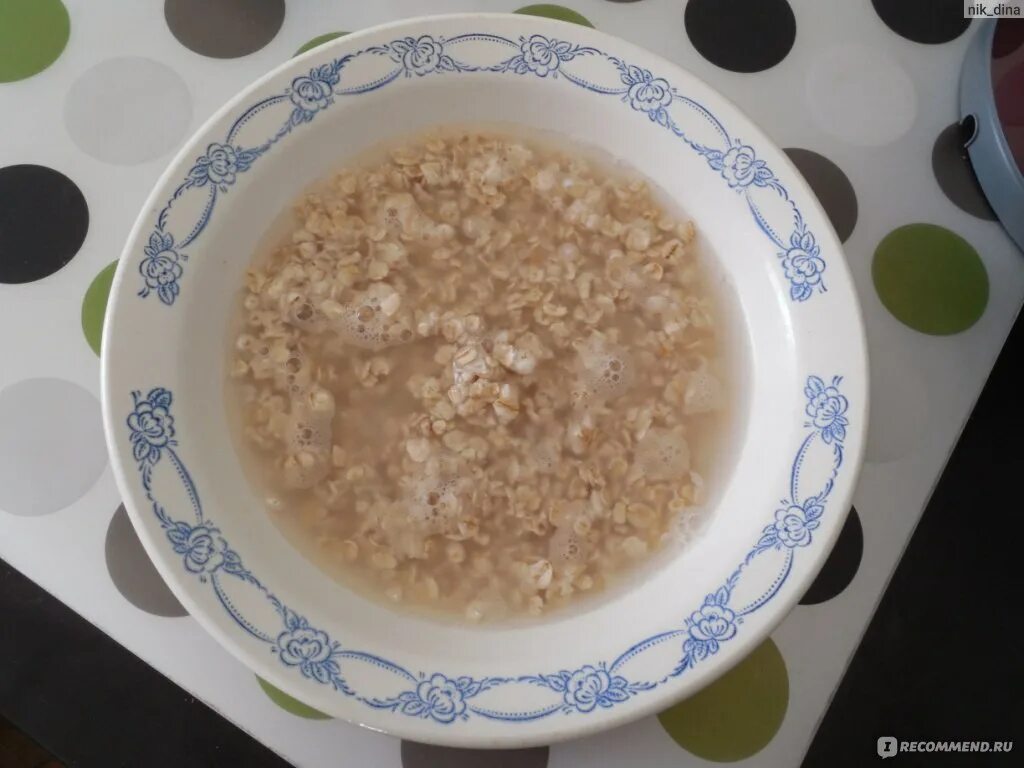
[878,737,898,759]
[877,737,1013,758]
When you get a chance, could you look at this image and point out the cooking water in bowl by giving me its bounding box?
[228,130,737,622]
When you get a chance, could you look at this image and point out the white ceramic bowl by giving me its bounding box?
[102,13,868,748]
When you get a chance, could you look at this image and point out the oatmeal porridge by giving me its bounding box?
[228,130,733,622]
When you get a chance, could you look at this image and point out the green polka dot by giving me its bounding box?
[256,676,331,720]
[658,639,788,762]
[294,31,349,57]
[81,261,117,356]
[0,0,70,83]
[514,4,595,27]
[872,223,988,335]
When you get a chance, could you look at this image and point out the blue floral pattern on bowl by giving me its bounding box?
[136,31,827,308]
[137,233,186,306]
[289,63,343,120]
[804,375,849,444]
[187,143,260,191]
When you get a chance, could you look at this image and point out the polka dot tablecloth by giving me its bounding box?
[1,1,1021,766]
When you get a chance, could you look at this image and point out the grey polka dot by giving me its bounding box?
[165,0,285,59]
[685,0,796,73]
[0,164,88,284]
[784,148,859,242]
[401,742,549,768]
[105,504,188,617]
[805,45,917,146]
[64,58,192,166]
[932,122,997,221]
[0,379,106,516]
[871,0,970,45]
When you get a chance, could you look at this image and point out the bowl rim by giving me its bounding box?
[101,12,869,747]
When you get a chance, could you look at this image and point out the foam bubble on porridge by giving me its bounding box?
[228,130,735,622]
